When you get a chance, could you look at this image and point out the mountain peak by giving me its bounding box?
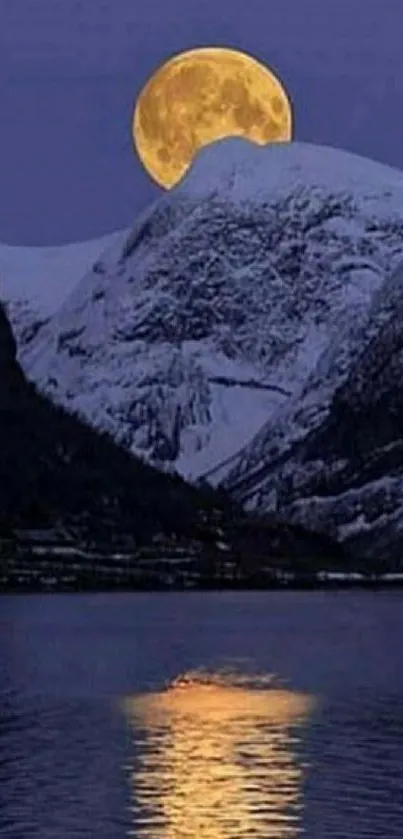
[14,141,403,562]
[179,138,403,207]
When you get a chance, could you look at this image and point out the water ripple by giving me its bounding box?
[1,592,403,837]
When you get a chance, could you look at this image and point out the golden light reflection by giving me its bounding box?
[124,672,314,838]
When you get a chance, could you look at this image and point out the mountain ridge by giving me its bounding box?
[9,138,403,561]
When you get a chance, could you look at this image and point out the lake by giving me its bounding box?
[0,591,402,837]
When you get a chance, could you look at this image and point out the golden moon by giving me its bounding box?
[132,47,293,189]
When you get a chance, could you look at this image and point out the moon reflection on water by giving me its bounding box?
[123,671,314,838]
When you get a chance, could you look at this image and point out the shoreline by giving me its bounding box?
[2,579,403,595]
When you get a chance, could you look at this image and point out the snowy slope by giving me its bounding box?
[0,228,129,346]
[181,137,403,207]
[223,258,403,564]
[19,139,403,490]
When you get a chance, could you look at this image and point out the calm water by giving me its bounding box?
[0,591,403,838]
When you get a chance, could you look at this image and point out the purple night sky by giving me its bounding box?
[0,0,401,245]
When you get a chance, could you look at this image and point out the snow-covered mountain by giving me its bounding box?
[0,228,128,346]
[16,139,403,558]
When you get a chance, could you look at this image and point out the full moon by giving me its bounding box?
[132,47,293,189]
